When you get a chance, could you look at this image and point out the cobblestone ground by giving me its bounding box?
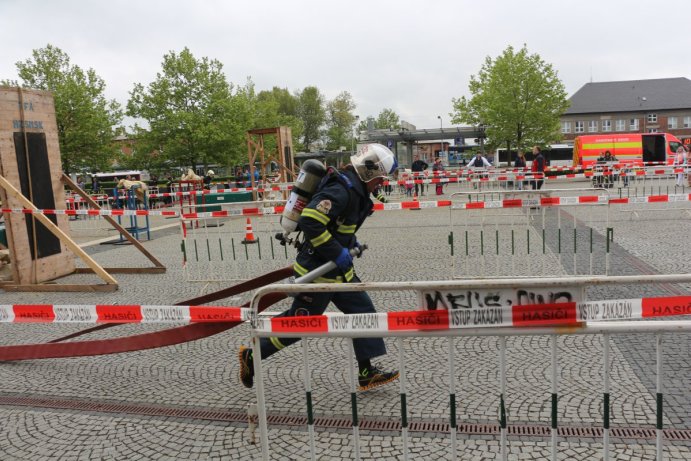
[0,177,689,460]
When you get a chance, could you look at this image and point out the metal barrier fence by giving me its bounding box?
[448,188,612,279]
[180,205,291,283]
[248,274,691,461]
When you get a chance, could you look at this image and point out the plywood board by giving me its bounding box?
[0,87,75,284]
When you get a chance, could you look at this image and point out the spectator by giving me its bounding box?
[467,152,491,190]
[674,146,687,187]
[531,146,545,190]
[514,151,527,190]
[410,154,428,196]
[164,174,174,205]
[235,167,244,187]
[243,169,251,187]
[604,151,617,188]
[432,157,445,195]
[91,175,100,194]
[467,152,491,169]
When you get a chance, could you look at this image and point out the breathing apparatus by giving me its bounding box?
[277,159,327,246]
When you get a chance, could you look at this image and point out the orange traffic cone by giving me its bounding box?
[411,191,420,210]
[241,217,258,244]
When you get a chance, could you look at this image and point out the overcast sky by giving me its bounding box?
[2,0,690,131]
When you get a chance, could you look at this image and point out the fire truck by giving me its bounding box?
[572,132,683,167]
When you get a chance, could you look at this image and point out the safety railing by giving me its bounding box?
[448,188,611,279]
[179,206,291,283]
[248,274,691,461]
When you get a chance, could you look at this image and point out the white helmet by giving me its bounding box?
[206,170,215,176]
[350,143,398,183]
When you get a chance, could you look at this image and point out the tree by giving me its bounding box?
[3,44,123,174]
[451,45,569,153]
[255,86,304,147]
[358,108,401,131]
[325,91,357,151]
[295,86,325,151]
[127,47,248,171]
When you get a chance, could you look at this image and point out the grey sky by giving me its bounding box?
[2,0,690,131]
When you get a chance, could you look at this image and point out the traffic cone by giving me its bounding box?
[242,217,258,244]
[411,191,420,210]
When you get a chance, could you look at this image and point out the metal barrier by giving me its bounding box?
[180,206,291,283]
[448,188,611,278]
[66,193,111,231]
[248,274,691,461]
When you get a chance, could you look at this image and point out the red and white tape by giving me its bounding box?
[2,296,688,327]
[0,206,286,219]
[258,295,691,334]
[0,304,251,323]
[5,193,691,218]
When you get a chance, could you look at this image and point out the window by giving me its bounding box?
[602,120,612,132]
[684,116,691,128]
[668,117,678,129]
[616,120,626,131]
[647,128,659,133]
[588,120,598,133]
[575,121,584,133]
[647,113,657,123]
[561,121,571,134]
[630,119,639,131]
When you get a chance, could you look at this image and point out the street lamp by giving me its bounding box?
[352,115,360,153]
[437,115,443,155]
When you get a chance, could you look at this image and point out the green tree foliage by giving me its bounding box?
[254,86,304,149]
[451,45,569,152]
[3,44,123,174]
[325,91,357,151]
[358,108,401,131]
[127,47,249,171]
[296,86,325,151]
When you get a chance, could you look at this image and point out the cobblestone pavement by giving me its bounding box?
[0,177,689,460]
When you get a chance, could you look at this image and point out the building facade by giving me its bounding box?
[561,77,691,146]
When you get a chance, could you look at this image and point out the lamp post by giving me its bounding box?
[352,115,360,154]
[437,115,443,156]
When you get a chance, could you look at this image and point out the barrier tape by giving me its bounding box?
[0,206,286,219]
[396,168,688,185]
[2,296,689,327]
[259,295,691,334]
[65,195,109,203]
[6,193,691,218]
[0,304,251,323]
[92,166,688,201]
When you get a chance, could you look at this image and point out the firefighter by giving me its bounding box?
[238,144,400,391]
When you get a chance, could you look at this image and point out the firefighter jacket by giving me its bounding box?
[294,168,373,283]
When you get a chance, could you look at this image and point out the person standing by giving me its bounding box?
[467,152,491,190]
[432,157,445,195]
[238,143,400,392]
[411,154,428,196]
[531,146,545,190]
[467,152,491,169]
[674,146,687,187]
[514,151,527,190]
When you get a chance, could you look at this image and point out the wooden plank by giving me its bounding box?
[0,283,118,293]
[61,174,166,271]
[0,175,117,286]
[74,267,166,274]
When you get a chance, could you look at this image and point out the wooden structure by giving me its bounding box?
[0,87,164,292]
[246,126,295,199]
